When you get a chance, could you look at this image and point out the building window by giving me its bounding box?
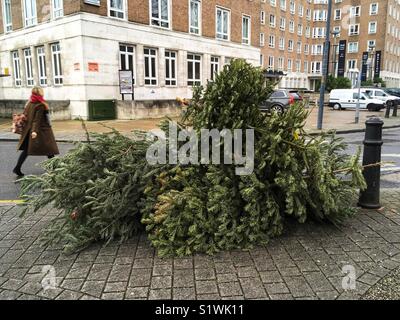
[2,0,12,32]
[24,48,34,87]
[370,3,379,15]
[108,0,126,19]
[144,48,158,86]
[216,7,230,40]
[23,0,37,27]
[242,15,250,45]
[210,56,219,81]
[119,44,135,85]
[151,0,170,28]
[187,53,201,86]
[189,0,201,35]
[368,21,377,34]
[37,47,47,86]
[165,50,177,86]
[52,0,64,19]
[51,43,63,85]
[12,51,22,87]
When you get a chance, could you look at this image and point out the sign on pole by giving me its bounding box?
[119,70,134,100]
[337,40,347,77]
[361,52,369,82]
[374,51,382,79]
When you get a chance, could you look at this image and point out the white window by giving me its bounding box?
[144,48,158,86]
[187,53,201,86]
[370,3,378,15]
[37,47,47,86]
[119,44,135,85]
[51,43,63,85]
[2,0,12,32]
[216,7,230,40]
[348,42,359,53]
[350,6,361,17]
[52,0,64,19]
[189,0,201,35]
[165,50,177,86]
[108,0,126,19]
[23,48,34,87]
[268,56,274,70]
[369,21,377,34]
[151,0,170,28]
[260,33,265,46]
[260,11,265,24]
[349,24,360,36]
[242,15,250,45]
[12,51,22,87]
[347,59,357,71]
[210,56,219,81]
[23,0,37,27]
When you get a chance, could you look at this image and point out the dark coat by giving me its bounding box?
[17,102,60,156]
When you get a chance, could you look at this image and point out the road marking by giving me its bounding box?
[381,167,400,172]
[382,154,400,158]
[0,200,25,204]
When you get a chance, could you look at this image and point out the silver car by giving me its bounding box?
[260,89,295,114]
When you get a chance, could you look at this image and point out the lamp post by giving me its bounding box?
[317,0,333,130]
[331,30,340,77]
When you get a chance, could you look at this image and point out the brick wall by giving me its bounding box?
[1,0,260,47]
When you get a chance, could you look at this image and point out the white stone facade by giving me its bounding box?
[0,13,261,119]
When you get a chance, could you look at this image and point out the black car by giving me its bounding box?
[260,89,295,114]
[384,88,400,98]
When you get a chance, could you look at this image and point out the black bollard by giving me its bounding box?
[358,117,384,209]
[385,101,392,118]
[393,101,398,117]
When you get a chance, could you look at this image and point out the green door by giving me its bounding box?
[88,100,116,121]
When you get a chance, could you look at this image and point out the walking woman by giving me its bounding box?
[13,87,59,177]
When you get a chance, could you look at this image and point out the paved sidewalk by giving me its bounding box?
[1,108,399,142]
[0,189,399,300]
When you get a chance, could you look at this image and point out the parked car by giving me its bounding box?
[361,88,400,107]
[384,88,400,98]
[289,90,304,102]
[260,89,295,114]
[329,89,386,111]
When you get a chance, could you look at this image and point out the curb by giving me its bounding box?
[1,124,399,143]
[309,124,400,136]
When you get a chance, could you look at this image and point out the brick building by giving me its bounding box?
[0,0,261,118]
[1,1,400,119]
[260,0,400,90]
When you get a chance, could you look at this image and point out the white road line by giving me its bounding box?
[382,154,400,158]
[381,167,400,172]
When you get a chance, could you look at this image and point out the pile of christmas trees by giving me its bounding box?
[20,60,366,256]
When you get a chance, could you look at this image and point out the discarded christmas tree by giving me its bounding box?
[20,59,366,256]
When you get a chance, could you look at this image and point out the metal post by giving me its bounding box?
[385,101,392,118]
[355,70,362,124]
[317,0,333,130]
[358,117,384,209]
[392,102,398,117]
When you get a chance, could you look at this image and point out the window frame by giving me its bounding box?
[165,50,177,86]
[51,42,63,86]
[150,0,171,29]
[36,46,47,86]
[144,47,158,86]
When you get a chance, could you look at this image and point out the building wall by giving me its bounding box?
[0,12,260,119]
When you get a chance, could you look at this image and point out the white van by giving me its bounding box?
[329,89,386,111]
[361,88,400,106]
